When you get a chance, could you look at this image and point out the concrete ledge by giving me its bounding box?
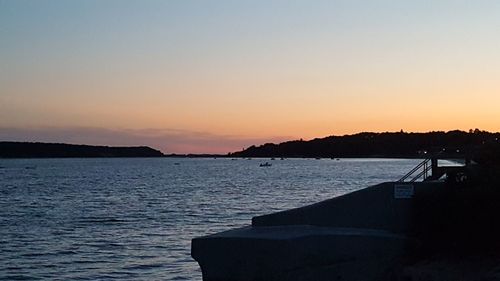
[192,225,410,281]
[252,182,445,233]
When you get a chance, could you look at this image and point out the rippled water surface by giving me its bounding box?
[0,158,422,280]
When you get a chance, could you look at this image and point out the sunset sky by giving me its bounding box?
[1,1,500,153]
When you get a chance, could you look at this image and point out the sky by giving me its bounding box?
[1,0,500,153]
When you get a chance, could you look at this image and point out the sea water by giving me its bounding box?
[0,158,422,280]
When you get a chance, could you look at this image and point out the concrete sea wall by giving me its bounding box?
[192,181,448,281]
[253,181,445,232]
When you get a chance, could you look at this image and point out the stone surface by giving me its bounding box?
[192,226,409,281]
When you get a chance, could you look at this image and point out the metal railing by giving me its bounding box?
[398,158,431,182]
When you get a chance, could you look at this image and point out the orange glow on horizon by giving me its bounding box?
[2,1,500,153]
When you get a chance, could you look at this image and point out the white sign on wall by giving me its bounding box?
[394,184,414,199]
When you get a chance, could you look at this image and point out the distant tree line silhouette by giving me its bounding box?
[231,130,500,162]
[0,142,164,158]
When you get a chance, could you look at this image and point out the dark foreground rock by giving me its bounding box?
[395,256,500,281]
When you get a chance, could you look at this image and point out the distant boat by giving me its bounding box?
[259,162,272,167]
[280,158,285,160]
[271,158,276,160]
[315,157,321,160]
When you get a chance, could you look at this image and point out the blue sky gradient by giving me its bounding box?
[2,1,500,153]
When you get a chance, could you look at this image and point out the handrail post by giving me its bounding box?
[423,161,427,180]
[431,158,438,179]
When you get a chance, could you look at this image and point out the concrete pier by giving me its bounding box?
[192,181,447,281]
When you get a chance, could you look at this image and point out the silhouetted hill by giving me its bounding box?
[0,142,164,158]
[231,130,500,159]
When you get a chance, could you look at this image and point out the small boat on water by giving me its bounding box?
[259,162,272,167]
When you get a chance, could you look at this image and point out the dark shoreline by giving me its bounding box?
[230,130,500,159]
[0,142,164,158]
